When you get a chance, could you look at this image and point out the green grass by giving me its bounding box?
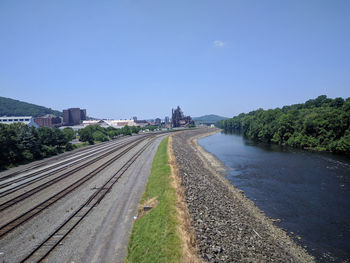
[125,137,182,263]
[73,142,90,149]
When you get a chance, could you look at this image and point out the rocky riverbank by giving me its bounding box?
[171,128,314,263]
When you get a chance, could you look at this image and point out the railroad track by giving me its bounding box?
[0,135,149,238]
[0,140,121,188]
[0,136,151,209]
[0,135,140,191]
[0,139,117,182]
[20,136,156,263]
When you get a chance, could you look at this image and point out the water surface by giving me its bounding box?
[198,132,350,262]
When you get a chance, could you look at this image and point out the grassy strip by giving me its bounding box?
[125,137,182,263]
[73,142,90,149]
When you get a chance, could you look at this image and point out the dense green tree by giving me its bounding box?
[62,127,76,142]
[0,122,147,170]
[145,125,158,131]
[78,126,95,144]
[92,131,109,142]
[106,128,121,138]
[0,123,76,170]
[217,95,350,154]
[334,130,350,152]
[122,125,132,136]
[78,124,141,143]
[131,125,141,134]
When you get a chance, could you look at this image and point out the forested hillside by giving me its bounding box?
[0,96,62,117]
[217,95,350,154]
[193,114,228,124]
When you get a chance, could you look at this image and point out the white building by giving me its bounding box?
[59,125,84,131]
[81,119,137,129]
[0,116,38,128]
[104,119,137,128]
[82,120,110,128]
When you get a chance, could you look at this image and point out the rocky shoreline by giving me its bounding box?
[172,128,314,263]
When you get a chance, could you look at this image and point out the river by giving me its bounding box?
[198,132,350,262]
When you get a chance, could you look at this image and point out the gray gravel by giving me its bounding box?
[0,134,165,263]
[172,128,314,263]
[0,134,144,181]
[0,136,146,226]
[47,135,166,263]
[0,136,134,189]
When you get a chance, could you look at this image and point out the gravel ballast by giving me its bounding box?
[172,128,314,263]
[0,135,165,262]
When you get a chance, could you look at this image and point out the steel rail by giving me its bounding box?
[0,136,148,238]
[0,136,149,211]
[0,139,117,182]
[0,136,138,188]
[20,136,156,263]
[0,137,141,198]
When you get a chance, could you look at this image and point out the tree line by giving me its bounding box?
[0,124,76,170]
[217,95,350,154]
[77,125,142,144]
[0,123,157,170]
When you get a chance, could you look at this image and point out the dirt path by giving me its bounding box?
[172,128,314,263]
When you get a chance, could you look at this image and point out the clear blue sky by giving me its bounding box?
[1,0,349,119]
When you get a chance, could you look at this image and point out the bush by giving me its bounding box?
[41,145,58,157]
[93,131,109,142]
[65,143,75,151]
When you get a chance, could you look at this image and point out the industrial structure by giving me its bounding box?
[155,118,161,126]
[82,120,110,128]
[34,115,62,127]
[0,116,38,128]
[82,119,148,129]
[165,116,170,124]
[63,108,86,126]
[134,120,149,128]
[105,119,136,127]
[171,106,194,128]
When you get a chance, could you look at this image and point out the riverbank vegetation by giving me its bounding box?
[126,137,182,263]
[0,123,76,170]
[217,95,350,154]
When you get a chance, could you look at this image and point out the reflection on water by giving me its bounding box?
[198,132,350,262]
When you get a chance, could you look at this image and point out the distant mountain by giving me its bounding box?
[193,114,228,124]
[0,96,62,117]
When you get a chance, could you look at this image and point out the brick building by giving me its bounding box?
[63,108,87,126]
[34,115,62,127]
